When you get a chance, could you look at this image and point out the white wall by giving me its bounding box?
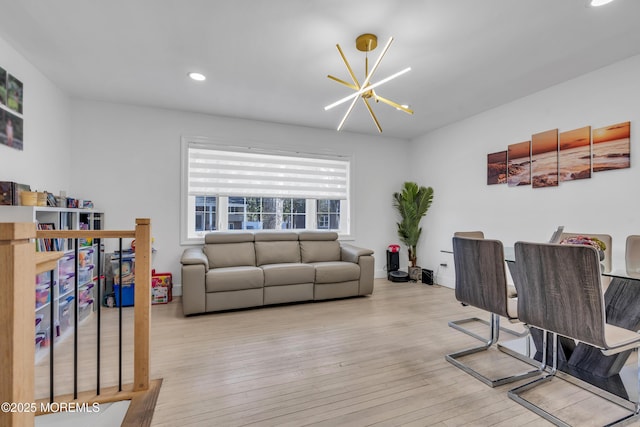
[69,100,410,291]
[0,36,71,191]
[410,54,640,287]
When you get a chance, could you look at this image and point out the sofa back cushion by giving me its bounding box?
[298,232,341,263]
[255,232,301,266]
[205,232,254,244]
[203,232,256,268]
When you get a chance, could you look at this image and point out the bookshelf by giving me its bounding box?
[0,206,104,360]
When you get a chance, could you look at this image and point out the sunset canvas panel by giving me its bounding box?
[508,141,531,187]
[593,121,630,172]
[559,126,591,182]
[531,129,558,188]
[487,150,507,185]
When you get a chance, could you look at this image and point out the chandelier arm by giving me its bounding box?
[374,94,414,114]
[337,96,360,131]
[336,44,361,87]
[324,67,411,111]
[327,75,359,91]
[360,36,394,89]
[363,98,382,133]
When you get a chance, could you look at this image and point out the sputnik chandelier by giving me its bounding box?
[325,33,413,133]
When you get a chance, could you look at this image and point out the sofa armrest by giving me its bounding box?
[181,247,209,270]
[341,244,375,296]
[181,247,208,316]
[340,244,374,263]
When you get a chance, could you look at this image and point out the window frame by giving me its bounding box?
[180,137,353,244]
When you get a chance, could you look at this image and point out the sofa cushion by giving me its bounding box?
[298,231,339,241]
[312,261,360,283]
[300,241,341,263]
[254,232,299,242]
[255,241,301,266]
[205,232,254,244]
[204,242,256,268]
[205,266,263,292]
[261,263,314,286]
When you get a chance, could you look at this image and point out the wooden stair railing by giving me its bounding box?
[0,218,152,427]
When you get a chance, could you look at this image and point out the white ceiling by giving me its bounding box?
[1,0,640,140]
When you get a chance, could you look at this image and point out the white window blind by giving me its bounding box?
[188,146,349,199]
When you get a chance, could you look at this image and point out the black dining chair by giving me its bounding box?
[445,237,540,387]
[509,241,640,426]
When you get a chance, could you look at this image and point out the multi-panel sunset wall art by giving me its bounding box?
[486,121,630,187]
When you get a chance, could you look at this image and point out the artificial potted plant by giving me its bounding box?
[393,182,434,281]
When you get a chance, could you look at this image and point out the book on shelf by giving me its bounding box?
[36,222,63,252]
[46,192,57,207]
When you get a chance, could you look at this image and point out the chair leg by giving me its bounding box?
[497,325,534,364]
[445,313,542,388]
[449,314,528,343]
[508,331,568,425]
[509,333,640,426]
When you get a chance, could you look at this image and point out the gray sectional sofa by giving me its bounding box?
[180,231,375,315]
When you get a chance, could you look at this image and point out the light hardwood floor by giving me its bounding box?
[35,280,640,426]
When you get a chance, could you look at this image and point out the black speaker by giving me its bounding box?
[386,250,399,272]
[421,269,433,285]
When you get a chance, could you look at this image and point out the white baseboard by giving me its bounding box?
[435,273,454,289]
[172,283,182,297]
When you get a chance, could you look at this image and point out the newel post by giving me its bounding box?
[0,223,37,427]
[133,218,151,391]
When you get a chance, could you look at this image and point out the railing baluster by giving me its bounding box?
[96,238,101,396]
[49,268,55,403]
[118,238,123,392]
[73,240,79,400]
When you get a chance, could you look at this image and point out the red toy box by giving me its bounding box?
[151,270,172,304]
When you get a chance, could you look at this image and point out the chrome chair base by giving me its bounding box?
[508,372,640,427]
[445,314,542,388]
[508,332,640,426]
[449,316,529,343]
[445,345,541,388]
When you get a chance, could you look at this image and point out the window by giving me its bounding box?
[194,196,217,232]
[317,199,341,230]
[181,138,351,242]
[227,197,306,230]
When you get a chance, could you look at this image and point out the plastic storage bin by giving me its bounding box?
[78,299,94,322]
[78,265,95,285]
[58,253,76,275]
[78,247,94,267]
[35,313,44,331]
[58,296,75,335]
[35,333,45,351]
[78,283,94,304]
[58,273,75,296]
[114,283,135,307]
[35,284,50,309]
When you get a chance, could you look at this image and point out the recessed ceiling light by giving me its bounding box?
[589,0,615,6]
[188,72,206,81]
